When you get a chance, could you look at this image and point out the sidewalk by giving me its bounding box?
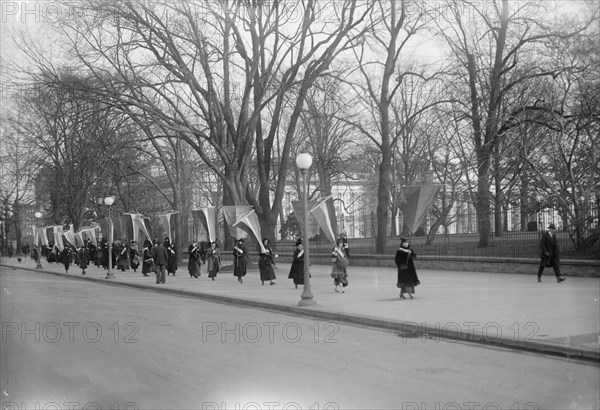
[2,256,599,362]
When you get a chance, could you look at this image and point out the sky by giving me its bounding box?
[0,0,591,104]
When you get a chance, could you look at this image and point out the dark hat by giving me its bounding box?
[548,223,556,230]
[295,238,303,246]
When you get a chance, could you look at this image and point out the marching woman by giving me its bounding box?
[331,237,349,293]
[288,238,304,289]
[60,245,73,274]
[395,238,420,299]
[78,244,90,275]
[129,240,140,273]
[116,240,130,271]
[188,241,201,278]
[207,241,220,280]
[164,237,177,277]
[258,237,276,286]
[142,240,154,277]
[233,238,248,283]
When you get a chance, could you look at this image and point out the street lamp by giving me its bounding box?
[104,196,116,279]
[296,153,317,307]
[34,211,43,269]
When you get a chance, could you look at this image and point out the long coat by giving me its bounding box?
[207,246,220,278]
[188,244,201,277]
[233,244,248,278]
[540,231,560,267]
[142,246,153,274]
[395,247,420,289]
[78,247,90,269]
[258,244,276,281]
[152,244,169,267]
[288,248,305,285]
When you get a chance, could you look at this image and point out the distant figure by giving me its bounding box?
[142,240,154,277]
[116,240,130,271]
[331,237,349,293]
[339,231,350,258]
[60,245,73,274]
[207,242,220,280]
[188,241,201,278]
[130,240,140,273]
[258,237,276,286]
[538,223,565,283]
[152,239,169,284]
[78,245,90,275]
[288,238,305,289]
[395,238,420,299]
[233,238,248,284]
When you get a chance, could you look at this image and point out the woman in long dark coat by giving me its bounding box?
[288,239,305,288]
[395,238,420,299]
[233,238,248,283]
[141,240,153,277]
[164,237,177,277]
[188,241,201,278]
[129,241,140,273]
[60,245,72,273]
[207,242,220,280]
[258,238,276,285]
[116,241,130,271]
[78,245,89,275]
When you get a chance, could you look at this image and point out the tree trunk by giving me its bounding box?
[477,168,492,247]
[376,155,392,253]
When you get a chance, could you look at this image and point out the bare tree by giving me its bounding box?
[55,0,373,243]
[347,0,440,253]
[435,0,597,247]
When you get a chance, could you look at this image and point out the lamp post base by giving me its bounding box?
[298,286,317,307]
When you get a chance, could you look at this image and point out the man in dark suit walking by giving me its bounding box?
[152,238,169,284]
[538,223,566,283]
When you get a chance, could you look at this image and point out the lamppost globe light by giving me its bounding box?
[34,211,43,269]
[103,195,116,279]
[296,153,313,170]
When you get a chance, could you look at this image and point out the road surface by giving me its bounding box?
[1,268,598,409]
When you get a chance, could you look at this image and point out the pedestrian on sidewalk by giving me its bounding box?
[259,237,276,286]
[331,237,349,293]
[130,240,140,273]
[339,230,350,258]
[142,240,154,277]
[60,245,73,274]
[288,238,304,289]
[538,223,566,283]
[152,239,169,284]
[164,238,177,277]
[233,238,248,283]
[116,240,130,272]
[188,241,201,278]
[207,241,220,280]
[78,243,90,275]
[395,238,420,299]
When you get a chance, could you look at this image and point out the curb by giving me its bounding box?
[4,264,599,363]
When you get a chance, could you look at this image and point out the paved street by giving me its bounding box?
[2,257,598,359]
[1,267,599,410]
